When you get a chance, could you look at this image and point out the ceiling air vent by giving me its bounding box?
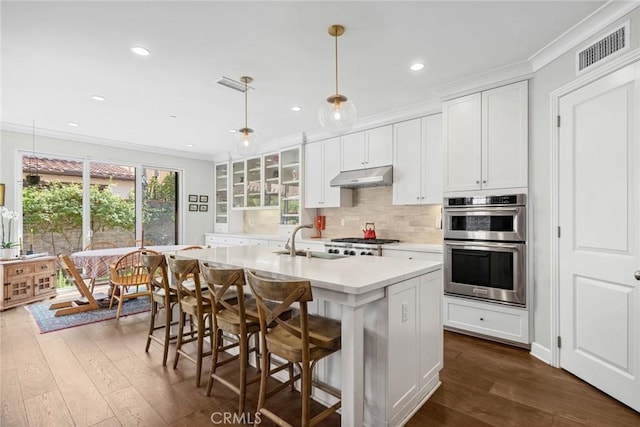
[576,21,629,74]
[216,76,253,92]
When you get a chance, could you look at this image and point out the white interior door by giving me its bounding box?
[558,62,639,412]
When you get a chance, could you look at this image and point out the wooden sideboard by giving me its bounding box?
[1,256,57,311]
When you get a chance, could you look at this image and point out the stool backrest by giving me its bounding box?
[141,252,169,295]
[200,262,247,319]
[166,255,205,305]
[110,249,159,286]
[246,270,314,347]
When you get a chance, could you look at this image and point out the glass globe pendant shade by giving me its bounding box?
[318,94,357,135]
[233,128,257,156]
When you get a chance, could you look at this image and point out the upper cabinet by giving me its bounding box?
[231,153,279,209]
[393,114,442,205]
[442,80,528,193]
[341,125,393,171]
[263,153,279,208]
[304,138,352,209]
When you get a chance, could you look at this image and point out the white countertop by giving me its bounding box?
[204,232,443,253]
[178,245,442,295]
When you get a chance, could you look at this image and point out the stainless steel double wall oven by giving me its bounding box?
[443,194,527,306]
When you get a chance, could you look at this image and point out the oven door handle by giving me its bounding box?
[445,207,522,214]
[445,241,522,250]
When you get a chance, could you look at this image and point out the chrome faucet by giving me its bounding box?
[288,223,313,256]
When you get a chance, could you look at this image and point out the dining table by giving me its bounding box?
[70,244,195,279]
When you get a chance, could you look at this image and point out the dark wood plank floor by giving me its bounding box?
[1,293,638,426]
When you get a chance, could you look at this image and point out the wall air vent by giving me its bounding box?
[576,21,629,74]
[216,76,253,92]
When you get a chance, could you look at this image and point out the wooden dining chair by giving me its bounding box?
[246,270,342,427]
[127,239,155,247]
[167,255,213,387]
[51,254,109,317]
[83,241,118,250]
[200,263,262,413]
[141,251,178,366]
[109,249,159,319]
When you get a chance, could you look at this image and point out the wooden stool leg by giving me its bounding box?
[145,300,156,353]
[116,294,124,319]
[301,362,311,427]
[174,310,185,369]
[238,332,248,414]
[206,323,221,397]
[195,314,205,387]
[162,303,172,366]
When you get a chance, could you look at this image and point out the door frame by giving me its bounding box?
[549,47,640,368]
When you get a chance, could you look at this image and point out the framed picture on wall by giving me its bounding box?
[199,195,209,203]
[199,204,208,212]
[189,204,198,211]
[188,194,198,202]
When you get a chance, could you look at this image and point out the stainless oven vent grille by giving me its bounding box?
[577,23,628,73]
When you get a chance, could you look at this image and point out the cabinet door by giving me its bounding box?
[443,93,482,192]
[340,131,366,171]
[214,162,229,225]
[481,81,528,190]
[322,137,351,207]
[231,161,246,208]
[366,125,393,168]
[393,118,422,205]
[263,153,280,207]
[304,142,324,208]
[422,114,443,204]
[246,156,262,208]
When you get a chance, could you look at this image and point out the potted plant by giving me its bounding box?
[1,207,20,259]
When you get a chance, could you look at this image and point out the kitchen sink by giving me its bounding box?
[272,250,346,260]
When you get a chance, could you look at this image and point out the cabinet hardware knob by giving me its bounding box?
[483,180,487,184]
[635,270,640,280]
[476,180,480,184]
[480,317,484,321]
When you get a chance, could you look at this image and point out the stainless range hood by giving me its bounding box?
[330,165,393,188]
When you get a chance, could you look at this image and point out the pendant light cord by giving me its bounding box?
[244,79,248,132]
[334,30,339,96]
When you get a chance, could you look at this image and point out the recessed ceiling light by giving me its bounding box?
[291,106,302,112]
[68,122,78,127]
[410,63,425,71]
[229,129,237,133]
[91,95,106,101]
[169,115,177,119]
[186,144,194,147]
[130,46,150,56]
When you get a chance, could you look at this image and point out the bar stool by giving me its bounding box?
[167,255,213,387]
[246,270,342,427]
[200,263,262,414]
[141,252,178,366]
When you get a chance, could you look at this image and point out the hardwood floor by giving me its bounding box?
[1,296,638,426]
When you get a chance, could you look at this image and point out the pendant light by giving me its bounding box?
[318,24,357,135]
[25,120,41,187]
[233,76,257,156]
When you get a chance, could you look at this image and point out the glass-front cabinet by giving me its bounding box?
[232,160,245,208]
[264,153,280,207]
[246,156,262,208]
[214,162,229,226]
[279,147,300,225]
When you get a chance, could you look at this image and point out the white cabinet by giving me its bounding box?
[304,138,352,208]
[279,147,301,225]
[382,248,442,262]
[443,295,529,344]
[443,80,528,193]
[341,125,393,171]
[393,114,443,205]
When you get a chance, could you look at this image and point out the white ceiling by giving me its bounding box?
[2,1,606,159]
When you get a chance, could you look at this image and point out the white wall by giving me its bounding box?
[529,9,640,350]
[0,130,214,245]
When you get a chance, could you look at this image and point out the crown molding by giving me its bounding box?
[528,0,639,72]
[431,61,533,101]
[1,122,216,162]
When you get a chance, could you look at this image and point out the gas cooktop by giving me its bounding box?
[330,238,400,245]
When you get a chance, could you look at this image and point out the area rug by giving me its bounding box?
[24,296,150,334]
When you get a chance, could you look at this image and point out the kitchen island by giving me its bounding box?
[177,246,443,427]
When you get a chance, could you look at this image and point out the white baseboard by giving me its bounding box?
[530,341,552,364]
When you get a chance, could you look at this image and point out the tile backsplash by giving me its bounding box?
[318,186,443,243]
[243,186,443,244]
